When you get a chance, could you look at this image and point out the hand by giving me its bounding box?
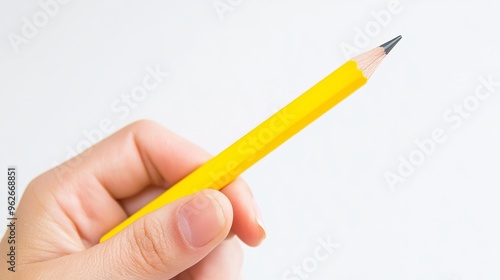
[1,120,266,279]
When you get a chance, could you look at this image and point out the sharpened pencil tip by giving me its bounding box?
[380,35,402,55]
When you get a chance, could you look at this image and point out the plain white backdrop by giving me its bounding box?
[1,1,499,279]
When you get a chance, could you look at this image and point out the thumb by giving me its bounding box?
[41,190,232,279]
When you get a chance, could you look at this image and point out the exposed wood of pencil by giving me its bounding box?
[352,34,402,78]
[352,47,386,79]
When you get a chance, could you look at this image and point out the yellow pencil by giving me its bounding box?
[100,35,402,243]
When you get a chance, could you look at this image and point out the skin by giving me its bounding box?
[0,120,266,279]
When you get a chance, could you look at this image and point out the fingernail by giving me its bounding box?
[178,192,225,248]
[252,197,266,239]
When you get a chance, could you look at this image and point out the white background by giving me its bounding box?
[1,1,499,279]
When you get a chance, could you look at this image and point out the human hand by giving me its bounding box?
[0,120,266,279]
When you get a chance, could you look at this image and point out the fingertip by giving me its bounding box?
[177,190,233,248]
[205,189,234,234]
[249,197,267,247]
[221,179,266,247]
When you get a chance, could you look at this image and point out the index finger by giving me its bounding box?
[31,120,265,245]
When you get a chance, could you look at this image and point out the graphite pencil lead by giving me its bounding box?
[379,35,402,54]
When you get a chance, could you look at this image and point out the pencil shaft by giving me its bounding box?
[100,60,367,242]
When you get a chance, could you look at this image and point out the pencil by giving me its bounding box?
[100,35,402,242]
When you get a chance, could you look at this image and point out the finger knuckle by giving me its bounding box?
[129,119,159,132]
[130,217,170,273]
